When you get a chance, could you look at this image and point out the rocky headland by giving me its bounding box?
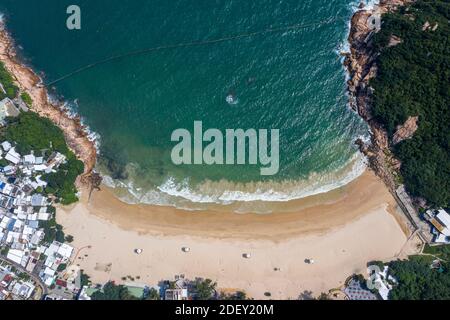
[345,0,413,192]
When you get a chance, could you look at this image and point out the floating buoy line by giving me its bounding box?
[44,17,342,87]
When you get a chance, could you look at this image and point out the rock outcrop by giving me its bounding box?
[345,0,412,191]
[0,21,99,189]
[388,35,402,47]
[393,116,419,145]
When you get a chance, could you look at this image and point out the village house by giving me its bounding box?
[40,241,74,287]
[0,136,75,298]
[0,264,36,300]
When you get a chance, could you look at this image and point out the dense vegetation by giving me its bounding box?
[80,271,91,288]
[90,282,162,300]
[370,0,450,207]
[388,244,450,300]
[146,288,161,300]
[192,278,217,300]
[3,112,84,204]
[5,112,71,155]
[44,157,84,205]
[90,278,223,300]
[90,282,139,300]
[39,206,66,244]
[0,61,18,100]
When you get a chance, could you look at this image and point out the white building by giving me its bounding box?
[5,147,21,165]
[429,209,450,243]
[7,249,28,267]
[12,281,35,299]
[371,266,397,300]
[23,154,36,165]
[1,141,12,152]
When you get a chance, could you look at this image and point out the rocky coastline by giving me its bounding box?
[0,3,413,199]
[344,0,412,192]
[0,20,98,185]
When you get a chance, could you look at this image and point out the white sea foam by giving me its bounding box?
[102,2,373,211]
[364,0,382,11]
[159,154,366,203]
[341,0,381,54]
[47,93,102,153]
[1,17,102,156]
[108,152,367,210]
[337,0,381,118]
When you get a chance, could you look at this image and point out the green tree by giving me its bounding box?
[20,92,33,107]
[3,111,85,204]
[0,61,19,99]
[57,263,67,272]
[80,271,91,287]
[91,282,138,300]
[389,256,450,300]
[146,288,161,300]
[193,278,217,300]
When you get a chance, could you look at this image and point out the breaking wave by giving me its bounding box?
[104,152,367,211]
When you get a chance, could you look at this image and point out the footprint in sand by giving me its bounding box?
[94,263,112,272]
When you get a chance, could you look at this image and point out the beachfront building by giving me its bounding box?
[40,241,74,287]
[343,277,378,300]
[369,266,397,300]
[165,288,189,300]
[425,209,450,244]
[77,286,92,300]
[164,278,189,300]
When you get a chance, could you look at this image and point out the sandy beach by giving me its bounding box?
[57,170,418,299]
[1,2,420,300]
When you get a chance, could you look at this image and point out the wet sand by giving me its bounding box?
[57,170,415,299]
[0,9,416,300]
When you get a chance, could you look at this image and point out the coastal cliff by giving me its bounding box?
[345,0,412,192]
[0,21,97,183]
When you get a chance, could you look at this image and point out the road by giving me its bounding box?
[0,254,48,298]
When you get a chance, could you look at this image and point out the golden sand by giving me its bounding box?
[57,170,417,299]
[0,13,417,300]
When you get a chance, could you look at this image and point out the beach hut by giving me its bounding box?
[243,253,251,259]
[134,249,143,254]
[182,247,190,253]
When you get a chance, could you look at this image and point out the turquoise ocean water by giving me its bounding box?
[0,0,371,211]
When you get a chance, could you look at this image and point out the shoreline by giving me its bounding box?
[0,2,403,210]
[67,170,412,240]
[344,0,425,242]
[58,169,418,299]
[104,153,368,212]
[0,20,97,178]
[0,2,410,203]
[0,2,421,299]
[344,0,411,191]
